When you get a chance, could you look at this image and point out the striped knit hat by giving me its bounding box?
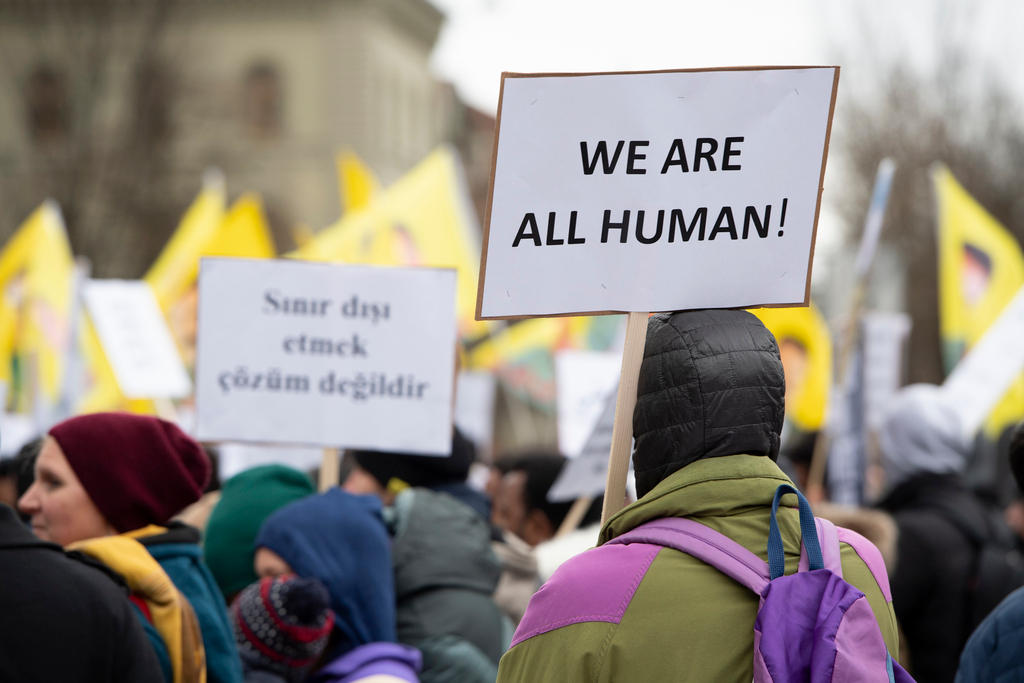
[231,575,335,682]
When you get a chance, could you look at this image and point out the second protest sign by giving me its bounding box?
[195,257,457,455]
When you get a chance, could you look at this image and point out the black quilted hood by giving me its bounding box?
[632,309,785,498]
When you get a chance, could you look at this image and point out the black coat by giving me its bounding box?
[0,504,164,682]
[877,474,1000,683]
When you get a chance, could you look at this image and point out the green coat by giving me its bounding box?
[497,455,900,682]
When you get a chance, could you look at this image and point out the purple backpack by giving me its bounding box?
[609,484,914,682]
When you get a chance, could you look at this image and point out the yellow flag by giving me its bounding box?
[5,201,75,407]
[144,172,227,312]
[206,193,276,259]
[296,146,488,340]
[466,318,573,370]
[935,164,1024,437]
[337,151,380,214]
[0,205,47,389]
[751,303,832,431]
[76,320,131,414]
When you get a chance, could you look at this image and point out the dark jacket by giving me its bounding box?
[0,504,164,682]
[877,473,998,683]
[957,585,1024,682]
[389,488,511,683]
[140,522,244,683]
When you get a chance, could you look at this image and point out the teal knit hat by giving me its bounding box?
[204,464,315,600]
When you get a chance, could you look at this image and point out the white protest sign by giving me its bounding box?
[455,370,497,460]
[83,280,192,398]
[556,350,622,457]
[862,312,911,432]
[942,286,1024,438]
[195,258,457,454]
[477,66,839,319]
[549,382,623,502]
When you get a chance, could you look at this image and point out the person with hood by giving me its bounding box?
[17,412,242,683]
[957,421,1024,681]
[876,385,1021,682]
[254,487,422,682]
[496,310,899,682]
[387,486,511,682]
[204,464,315,602]
[0,502,165,681]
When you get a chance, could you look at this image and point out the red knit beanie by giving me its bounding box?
[49,412,210,533]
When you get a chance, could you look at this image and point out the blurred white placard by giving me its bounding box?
[195,258,457,454]
[862,312,911,432]
[83,280,192,398]
[0,411,40,458]
[455,370,496,460]
[549,382,623,502]
[942,287,1024,438]
[478,66,839,318]
[556,350,621,457]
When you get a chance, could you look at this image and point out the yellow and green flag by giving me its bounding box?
[935,164,1024,437]
[0,201,75,409]
[144,172,228,312]
[295,146,487,340]
[751,303,833,431]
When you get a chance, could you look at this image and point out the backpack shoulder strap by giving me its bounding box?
[607,517,769,594]
[834,526,893,602]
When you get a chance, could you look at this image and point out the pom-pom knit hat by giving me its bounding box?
[231,575,335,682]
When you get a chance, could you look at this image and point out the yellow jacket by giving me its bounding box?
[72,532,207,683]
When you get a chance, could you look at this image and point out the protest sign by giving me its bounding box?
[942,286,1024,439]
[862,312,911,432]
[477,66,839,320]
[455,370,496,460]
[555,350,621,457]
[195,258,457,454]
[83,280,192,399]
[549,380,620,503]
[478,66,838,522]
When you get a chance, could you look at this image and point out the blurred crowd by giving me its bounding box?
[3,309,1024,682]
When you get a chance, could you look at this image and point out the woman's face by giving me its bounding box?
[18,436,114,546]
[254,547,294,578]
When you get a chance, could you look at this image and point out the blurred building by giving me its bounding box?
[0,0,490,275]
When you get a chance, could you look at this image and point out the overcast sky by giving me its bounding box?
[428,1,1024,115]
[426,1,1024,285]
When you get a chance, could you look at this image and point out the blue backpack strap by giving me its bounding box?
[768,484,823,579]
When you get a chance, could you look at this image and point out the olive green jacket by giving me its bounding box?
[497,455,900,682]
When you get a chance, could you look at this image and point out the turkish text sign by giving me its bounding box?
[477,66,839,319]
[195,258,457,454]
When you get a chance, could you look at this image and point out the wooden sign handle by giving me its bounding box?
[319,448,340,492]
[601,312,649,525]
[555,496,593,538]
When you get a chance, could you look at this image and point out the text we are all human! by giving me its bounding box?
[511,136,790,248]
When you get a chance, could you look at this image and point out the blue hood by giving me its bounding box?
[255,488,396,656]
